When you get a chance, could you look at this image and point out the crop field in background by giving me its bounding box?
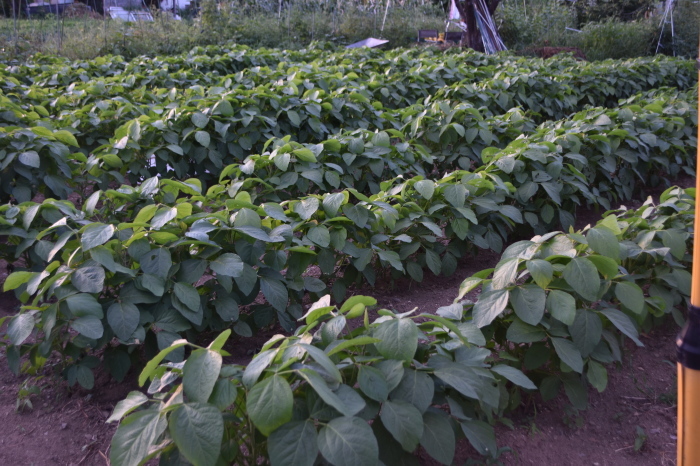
[0,44,698,464]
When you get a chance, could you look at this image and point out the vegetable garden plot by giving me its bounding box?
[0,46,697,464]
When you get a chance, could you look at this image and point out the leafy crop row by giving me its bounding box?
[105,185,693,465]
[0,87,695,387]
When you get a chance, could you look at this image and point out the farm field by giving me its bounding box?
[0,44,698,465]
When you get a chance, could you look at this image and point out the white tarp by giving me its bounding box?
[346,38,389,49]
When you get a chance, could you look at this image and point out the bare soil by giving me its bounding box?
[0,182,689,465]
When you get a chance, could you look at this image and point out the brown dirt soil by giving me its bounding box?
[0,181,691,465]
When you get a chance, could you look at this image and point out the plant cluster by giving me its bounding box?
[0,45,697,464]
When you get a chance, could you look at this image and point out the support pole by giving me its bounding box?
[677,53,700,466]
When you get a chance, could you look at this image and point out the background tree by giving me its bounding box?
[453,0,501,51]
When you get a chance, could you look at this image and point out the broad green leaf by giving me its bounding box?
[299,343,342,383]
[139,339,189,386]
[587,255,619,279]
[81,223,115,251]
[492,258,519,289]
[434,364,479,400]
[173,282,201,312]
[268,420,318,466]
[169,403,223,466]
[460,420,497,457]
[491,365,537,390]
[242,349,278,388]
[191,112,209,128]
[297,368,353,416]
[472,289,509,328]
[294,198,319,220]
[569,309,602,357]
[66,293,104,318]
[599,308,643,346]
[106,391,148,423]
[71,316,104,339]
[183,349,223,403]
[140,248,172,279]
[307,225,330,247]
[247,375,293,436]
[110,410,167,466]
[615,281,645,314]
[562,373,588,410]
[586,227,619,260]
[374,318,418,362]
[414,180,435,200]
[54,130,79,147]
[261,277,288,312]
[323,193,345,217]
[586,360,608,392]
[72,266,105,293]
[551,337,583,373]
[380,400,423,451]
[526,259,553,288]
[209,378,237,410]
[506,318,546,343]
[107,302,139,340]
[389,369,434,413]
[210,253,244,277]
[510,285,545,326]
[19,150,40,168]
[358,366,389,402]
[562,257,600,301]
[340,295,377,313]
[317,417,379,466]
[546,290,576,325]
[151,207,177,229]
[7,313,34,345]
[195,131,210,147]
[420,411,454,465]
[4,271,34,291]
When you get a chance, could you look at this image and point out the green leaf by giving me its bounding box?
[510,285,545,326]
[414,180,435,200]
[294,148,317,163]
[551,338,583,373]
[506,318,546,343]
[174,282,201,312]
[326,336,381,356]
[380,400,424,452]
[374,318,418,362]
[526,259,553,288]
[562,257,600,301]
[209,378,237,410]
[110,410,167,466]
[586,360,608,392]
[460,420,497,457]
[339,295,377,313]
[323,192,346,217]
[443,184,466,208]
[191,112,210,128]
[210,253,244,277]
[586,227,619,260]
[261,277,288,312]
[389,369,434,413]
[140,248,172,279]
[268,420,318,466]
[106,391,149,423]
[7,313,34,345]
[169,403,223,466]
[247,375,293,436]
[151,207,177,229]
[587,255,619,279]
[472,289,509,328]
[71,316,104,339]
[615,281,645,314]
[195,131,210,147]
[420,411,454,465]
[294,198,320,220]
[107,302,139,340]
[569,309,602,358]
[546,290,576,325]
[81,223,115,251]
[598,308,643,346]
[562,373,588,410]
[4,271,34,291]
[434,364,479,399]
[54,130,79,147]
[297,368,353,416]
[138,339,189,386]
[317,417,379,466]
[183,349,223,403]
[72,266,105,293]
[307,225,330,247]
[491,365,537,390]
[299,343,342,383]
[19,151,40,168]
[358,366,389,402]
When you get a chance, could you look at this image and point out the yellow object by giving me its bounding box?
[678,363,700,463]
